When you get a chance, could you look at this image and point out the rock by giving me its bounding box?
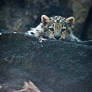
[69,0,92,38]
[72,0,91,24]
[14,81,41,92]
[0,33,92,92]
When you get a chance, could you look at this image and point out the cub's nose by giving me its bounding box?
[30,32,34,34]
[54,35,61,40]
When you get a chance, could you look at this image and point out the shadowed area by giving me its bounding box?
[0,33,92,92]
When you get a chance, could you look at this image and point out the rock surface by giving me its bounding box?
[0,33,92,92]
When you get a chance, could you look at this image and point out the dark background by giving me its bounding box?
[0,0,92,40]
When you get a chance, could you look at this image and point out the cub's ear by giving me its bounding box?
[66,17,75,25]
[41,15,50,26]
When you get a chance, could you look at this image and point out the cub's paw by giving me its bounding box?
[39,37,47,43]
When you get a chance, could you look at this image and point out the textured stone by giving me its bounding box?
[0,33,92,92]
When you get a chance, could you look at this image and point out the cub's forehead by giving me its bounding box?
[50,16,66,23]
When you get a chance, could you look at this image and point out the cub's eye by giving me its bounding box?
[62,25,64,27]
[49,28,54,31]
[61,29,65,32]
[62,23,66,28]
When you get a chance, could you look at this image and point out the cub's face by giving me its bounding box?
[41,15,75,40]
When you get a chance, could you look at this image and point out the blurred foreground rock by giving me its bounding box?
[0,33,92,92]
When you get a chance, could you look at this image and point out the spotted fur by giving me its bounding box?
[26,15,80,42]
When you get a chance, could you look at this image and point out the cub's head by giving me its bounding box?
[41,15,75,40]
